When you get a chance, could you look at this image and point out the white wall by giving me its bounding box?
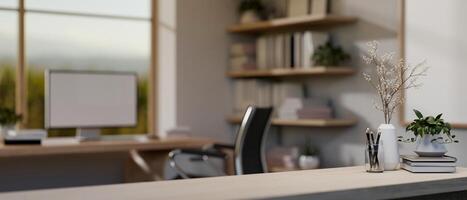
[176,0,237,142]
[157,0,177,137]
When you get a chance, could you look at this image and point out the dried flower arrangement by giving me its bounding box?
[362,41,428,124]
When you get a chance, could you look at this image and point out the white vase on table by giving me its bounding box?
[378,124,400,170]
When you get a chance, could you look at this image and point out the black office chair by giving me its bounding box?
[168,106,273,179]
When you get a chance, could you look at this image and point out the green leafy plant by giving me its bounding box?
[238,0,264,14]
[398,109,458,144]
[312,42,350,66]
[0,107,22,126]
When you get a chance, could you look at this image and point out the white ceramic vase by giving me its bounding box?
[415,135,447,157]
[378,124,400,170]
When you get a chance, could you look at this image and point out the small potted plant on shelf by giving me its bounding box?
[238,0,264,24]
[0,107,21,137]
[312,42,350,66]
[298,142,320,170]
[399,110,458,157]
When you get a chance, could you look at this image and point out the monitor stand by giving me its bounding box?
[77,128,101,141]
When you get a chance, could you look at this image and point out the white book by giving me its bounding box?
[302,31,313,68]
[401,163,456,173]
[404,160,456,167]
[401,155,458,162]
[293,32,302,68]
[310,0,328,17]
[267,35,275,69]
[284,33,292,68]
[256,36,268,69]
[274,34,285,69]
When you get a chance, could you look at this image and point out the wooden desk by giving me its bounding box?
[0,137,213,182]
[3,166,467,200]
[0,137,212,157]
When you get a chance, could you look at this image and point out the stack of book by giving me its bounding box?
[277,97,334,120]
[401,155,457,173]
[230,43,256,71]
[233,81,304,116]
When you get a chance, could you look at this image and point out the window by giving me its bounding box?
[0,1,155,136]
[0,0,17,8]
[0,10,18,110]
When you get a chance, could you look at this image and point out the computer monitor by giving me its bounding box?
[45,70,137,139]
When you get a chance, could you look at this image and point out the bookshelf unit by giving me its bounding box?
[227,66,356,79]
[227,14,358,128]
[227,15,357,34]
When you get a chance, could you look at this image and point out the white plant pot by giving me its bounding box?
[240,10,261,24]
[378,124,400,170]
[298,155,320,170]
[415,135,447,157]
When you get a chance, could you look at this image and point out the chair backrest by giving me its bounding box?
[234,106,273,175]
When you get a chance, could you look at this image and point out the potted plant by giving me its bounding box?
[0,107,21,137]
[399,110,458,157]
[298,143,320,170]
[312,42,350,66]
[238,0,264,24]
[362,41,427,170]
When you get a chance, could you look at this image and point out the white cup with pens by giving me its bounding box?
[365,128,384,173]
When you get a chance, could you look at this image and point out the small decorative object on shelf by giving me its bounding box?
[298,142,320,170]
[312,41,350,66]
[365,128,384,173]
[0,107,21,137]
[399,110,458,157]
[238,0,264,24]
[362,41,428,170]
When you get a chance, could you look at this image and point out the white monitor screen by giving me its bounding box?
[46,70,137,128]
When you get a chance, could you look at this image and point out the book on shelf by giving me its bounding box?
[277,97,334,120]
[233,81,304,116]
[400,155,457,173]
[230,56,256,71]
[230,42,257,71]
[293,32,302,68]
[310,0,329,17]
[233,80,273,115]
[287,0,310,17]
[254,31,329,71]
[274,34,285,69]
[230,43,256,57]
[256,37,268,70]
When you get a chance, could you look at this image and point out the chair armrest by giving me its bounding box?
[173,149,227,159]
[203,143,234,151]
[168,148,228,179]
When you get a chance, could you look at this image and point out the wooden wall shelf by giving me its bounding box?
[226,116,357,127]
[227,15,357,34]
[227,67,356,78]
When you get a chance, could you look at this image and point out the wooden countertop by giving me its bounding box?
[0,136,213,157]
[2,166,467,200]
